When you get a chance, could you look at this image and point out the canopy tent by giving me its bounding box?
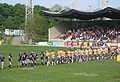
[40,7,120,20]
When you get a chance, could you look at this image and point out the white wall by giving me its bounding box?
[48,22,71,41]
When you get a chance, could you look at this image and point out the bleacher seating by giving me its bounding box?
[49,21,120,43]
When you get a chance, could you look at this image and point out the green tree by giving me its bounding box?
[26,14,48,42]
[34,5,49,15]
[0,3,25,31]
[3,16,15,29]
[0,3,61,42]
[13,4,25,29]
[51,4,62,12]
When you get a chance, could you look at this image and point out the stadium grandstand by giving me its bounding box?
[41,7,120,48]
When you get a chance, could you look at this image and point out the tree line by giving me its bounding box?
[0,3,70,42]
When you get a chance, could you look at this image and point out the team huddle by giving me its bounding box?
[0,47,120,69]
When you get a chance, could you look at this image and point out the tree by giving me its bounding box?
[51,4,62,12]
[0,3,25,31]
[118,7,120,10]
[3,16,15,29]
[61,6,71,12]
[13,4,25,29]
[26,14,48,42]
[34,5,50,15]
[0,3,60,42]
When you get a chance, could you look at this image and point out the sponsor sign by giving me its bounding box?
[36,42,48,46]
[84,42,88,47]
[52,42,64,46]
[64,42,80,47]
[72,42,78,47]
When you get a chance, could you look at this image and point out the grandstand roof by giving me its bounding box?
[41,7,120,20]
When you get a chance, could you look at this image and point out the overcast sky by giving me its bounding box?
[0,0,120,11]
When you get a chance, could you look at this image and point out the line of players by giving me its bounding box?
[1,47,120,69]
[17,47,120,67]
[18,52,38,67]
[43,47,120,66]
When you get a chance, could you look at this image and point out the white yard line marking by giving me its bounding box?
[72,72,98,77]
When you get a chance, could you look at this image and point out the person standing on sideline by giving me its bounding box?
[0,54,5,69]
[40,51,44,65]
[8,54,12,68]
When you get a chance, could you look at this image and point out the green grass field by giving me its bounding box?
[0,45,120,82]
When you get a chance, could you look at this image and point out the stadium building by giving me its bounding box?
[41,7,120,48]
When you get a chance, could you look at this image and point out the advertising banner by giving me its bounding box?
[64,42,79,47]
[36,42,48,46]
[72,42,78,47]
[52,42,64,46]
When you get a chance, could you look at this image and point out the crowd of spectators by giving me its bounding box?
[59,30,72,40]
[59,24,120,43]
